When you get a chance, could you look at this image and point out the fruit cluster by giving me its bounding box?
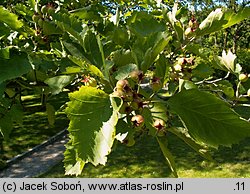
[185,15,199,37]
[32,3,56,44]
[170,57,195,81]
[112,70,167,146]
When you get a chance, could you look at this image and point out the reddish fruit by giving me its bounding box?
[153,119,165,130]
[177,58,186,65]
[129,70,144,82]
[131,115,144,127]
[116,79,129,90]
[112,90,125,98]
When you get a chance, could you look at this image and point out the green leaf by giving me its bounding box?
[68,55,104,78]
[222,7,250,29]
[113,49,135,67]
[130,14,165,37]
[114,63,137,80]
[0,52,32,84]
[168,127,213,161]
[64,86,120,175]
[46,103,56,126]
[197,7,250,36]
[168,89,250,148]
[28,0,36,10]
[64,138,85,176]
[0,47,10,59]
[81,30,105,69]
[0,6,23,30]
[141,34,171,72]
[43,21,63,35]
[53,12,85,43]
[8,104,23,126]
[44,75,74,95]
[157,137,178,177]
[0,115,13,139]
[112,27,129,46]
[141,107,157,136]
[151,98,168,122]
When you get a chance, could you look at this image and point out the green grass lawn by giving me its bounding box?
[0,93,69,162]
[40,134,250,178]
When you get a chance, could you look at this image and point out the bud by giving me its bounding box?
[239,74,248,82]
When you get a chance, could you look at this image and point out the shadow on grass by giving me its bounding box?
[1,92,69,161]
[41,133,250,178]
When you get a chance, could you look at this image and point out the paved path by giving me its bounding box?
[0,131,68,178]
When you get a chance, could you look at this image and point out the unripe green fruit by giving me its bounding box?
[150,77,162,92]
[47,6,55,15]
[32,14,40,23]
[119,102,131,114]
[116,79,129,90]
[126,138,135,147]
[247,89,250,97]
[239,74,248,82]
[124,91,133,102]
[123,137,135,147]
[131,115,144,127]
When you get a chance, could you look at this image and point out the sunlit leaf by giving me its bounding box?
[0,6,23,30]
[168,89,250,148]
[64,86,120,175]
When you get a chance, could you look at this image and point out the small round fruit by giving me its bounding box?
[247,89,250,97]
[112,90,125,98]
[153,119,166,130]
[239,74,248,82]
[116,79,129,90]
[131,115,144,127]
[129,70,143,82]
[119,102,131,114]
[150,77,162,92]
[177,58,186,65]
[174,64,182,72]
[123,138,135,147]
[47,6,55,14]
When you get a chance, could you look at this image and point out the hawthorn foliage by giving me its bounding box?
[0,0,250,176]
